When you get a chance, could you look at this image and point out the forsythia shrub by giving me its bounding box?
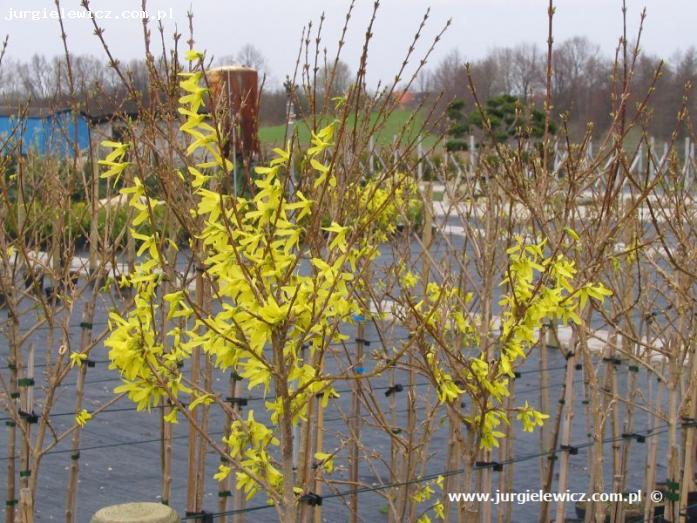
[399,236,611,449]
[100,49,414,510]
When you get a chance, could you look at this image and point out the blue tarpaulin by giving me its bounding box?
[0,107,90,156]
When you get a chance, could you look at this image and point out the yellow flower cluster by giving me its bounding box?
[402,234,609,450]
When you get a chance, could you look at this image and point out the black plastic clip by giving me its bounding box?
[574,363,583,370]
[218,490,232,498]
[560,445,579,455]
[230,370,243,381]
[475,461,503,471]
[225,397,248,408]
[299,492,323,506]
[681,417,697,428]
[315,389,338,402]
[79,322,93,330]
[71,452,81,460]
[185,511,213,523]
[86,359,96,368]
[355,338,371,346]
[564,351,575,361]
[628,365,640,373]
[621,432,646,443]
[18,410,38,424]
[602,356,622,365]
[17,378,35,387]
[385,384,404,397]
[513,371,521,379]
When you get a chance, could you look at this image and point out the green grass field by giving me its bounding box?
[259,109,438,149]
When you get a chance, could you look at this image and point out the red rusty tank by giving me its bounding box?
[206,65,260,161]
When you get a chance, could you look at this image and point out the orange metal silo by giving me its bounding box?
[207,65,260,161]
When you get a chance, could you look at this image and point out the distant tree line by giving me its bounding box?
[1,37,694,139]
[423,36,697,141]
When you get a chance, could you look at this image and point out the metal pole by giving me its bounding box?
[417,138,423,183]
[469,134,475,175]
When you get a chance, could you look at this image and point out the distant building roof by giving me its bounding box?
[0,97,146,125]
[395,91,417,106]
[0,105,73,118]
[83,98,141,124]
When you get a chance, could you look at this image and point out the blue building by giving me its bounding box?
[0,106,91,157]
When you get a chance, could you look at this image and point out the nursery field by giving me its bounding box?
[259,109,438,148]
[2,2,697,522]
[0,229,678,522]
[2,159,695,521]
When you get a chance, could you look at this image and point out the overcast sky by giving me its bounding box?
[2,0,695,87]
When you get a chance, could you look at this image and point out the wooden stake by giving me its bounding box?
[18,488,32,523]
[644,369,663,520]
[553,331,579,523]
[19,344,34,510]
[497,378,515,523]
[312,369,326,523]
[195,354,213,510]
[64,360,88,523]
[162,402,173,507]
[5,302,19,523]
[186,267,204,514]
[350,323,365,523]
[387,353,398,523]
[679,341,697,522]
[538,327,551,486]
